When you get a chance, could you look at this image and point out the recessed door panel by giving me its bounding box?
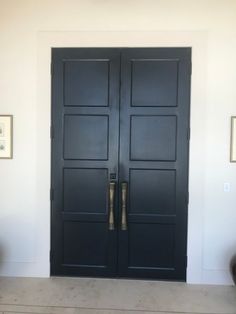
[64,115,109,160]
[130,115,177,161]
[63,168,108,213]
[64,60,109,107]
[128,223,175,268]
[131,60,179,107]
[129,169,176,215]
[63,222,108,266]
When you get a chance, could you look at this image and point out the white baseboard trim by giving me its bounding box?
[0,261,50,278]
[202,269,234,285]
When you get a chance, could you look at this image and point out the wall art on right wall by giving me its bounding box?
[230,116,236,162]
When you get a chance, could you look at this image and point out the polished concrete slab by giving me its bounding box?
[0,277,235,314]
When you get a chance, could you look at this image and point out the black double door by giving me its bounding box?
[51,48,191,280]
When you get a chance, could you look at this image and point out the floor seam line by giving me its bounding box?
[0,304,236,314]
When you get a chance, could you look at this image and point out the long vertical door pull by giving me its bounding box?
[109,182,116,230]
[121,182,128,230]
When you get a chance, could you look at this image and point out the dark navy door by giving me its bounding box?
[118,49,191,280]
[51,48,191,280]
[51,49,120,276]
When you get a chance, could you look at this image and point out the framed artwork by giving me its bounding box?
[0,115,13,159]
[230,116,236,162]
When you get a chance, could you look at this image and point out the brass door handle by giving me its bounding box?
[121,182,128,230]
[108,182,115,230]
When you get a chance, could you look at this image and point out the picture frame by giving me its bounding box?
[230,116,236,162]
[0,115,13,159]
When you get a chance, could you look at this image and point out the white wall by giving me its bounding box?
[0,0,236,284]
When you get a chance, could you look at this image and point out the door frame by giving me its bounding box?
[36,31,208,283]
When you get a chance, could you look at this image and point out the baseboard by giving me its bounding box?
[201,269,234,285]
[0,261,50,278]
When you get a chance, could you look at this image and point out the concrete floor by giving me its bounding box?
[0,277,235,314]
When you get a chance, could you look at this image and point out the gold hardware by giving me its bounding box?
[109,182,115,230]
[121,182,128,230]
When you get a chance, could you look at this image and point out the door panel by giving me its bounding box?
[64,115,109,160]
[129,169,176,215]
[130,115,177,161]
[63,168,108,213]
[64,59,109,107]
[63,221,108,266]
[131,59,179,107]
[128,223,175,268]
[118,48,191,280]
[51,48,120,276]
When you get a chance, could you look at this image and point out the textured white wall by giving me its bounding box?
[0,0,236,284]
